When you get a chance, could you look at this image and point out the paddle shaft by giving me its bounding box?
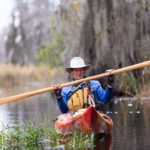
[0,60,150,105]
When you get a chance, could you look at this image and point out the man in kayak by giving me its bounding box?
[54,57,114,113]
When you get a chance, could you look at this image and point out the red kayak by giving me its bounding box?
[55,106,113,134]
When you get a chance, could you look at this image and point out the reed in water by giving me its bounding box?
[0,120,95,149]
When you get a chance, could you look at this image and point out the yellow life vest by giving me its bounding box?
[68,87,89,111]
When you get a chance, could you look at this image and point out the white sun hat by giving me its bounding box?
[66,57,89,73]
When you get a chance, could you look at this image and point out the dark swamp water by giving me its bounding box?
[0,91,150,150]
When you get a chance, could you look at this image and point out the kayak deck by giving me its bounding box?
[55,106,113,134]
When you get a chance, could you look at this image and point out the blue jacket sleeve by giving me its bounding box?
[91,80,113,103]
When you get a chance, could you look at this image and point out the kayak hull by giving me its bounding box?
[55,106,113,134]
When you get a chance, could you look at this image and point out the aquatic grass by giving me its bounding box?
[69,129,94,149]
[0,121,95,149]
[0,120,50,149]
[21,120,47,146]
[48,127,95,149]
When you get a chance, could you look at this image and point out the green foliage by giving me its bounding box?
[0,121,95,149]
[36,32,65,68]
[0,121,47,149]
[22,121,46,146]
[36,0,81,69]
[49,127,95,149]
[118,72,139,96]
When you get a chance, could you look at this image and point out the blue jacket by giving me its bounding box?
[56,80,113,113]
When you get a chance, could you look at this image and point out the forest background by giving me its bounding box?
[0,0,150,97]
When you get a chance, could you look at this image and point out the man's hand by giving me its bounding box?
[54,84,62,99]
[108,75,114,87]
[106,69,114,88]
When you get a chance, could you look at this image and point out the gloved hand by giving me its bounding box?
[54,89,62,99]
[107,75,114,87]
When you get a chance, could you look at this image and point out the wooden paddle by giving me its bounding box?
[0,60,150,105]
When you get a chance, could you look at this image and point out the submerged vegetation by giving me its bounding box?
[0,121,95,149]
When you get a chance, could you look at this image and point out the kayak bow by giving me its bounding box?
[55,106,113,134]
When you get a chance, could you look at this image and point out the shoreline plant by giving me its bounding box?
[0,120,95,149]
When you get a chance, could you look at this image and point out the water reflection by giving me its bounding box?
[94,134,113,150]
[108,99,150,150]
[0,93,60,129]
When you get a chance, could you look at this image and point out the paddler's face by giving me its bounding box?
[71,68,85,80]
